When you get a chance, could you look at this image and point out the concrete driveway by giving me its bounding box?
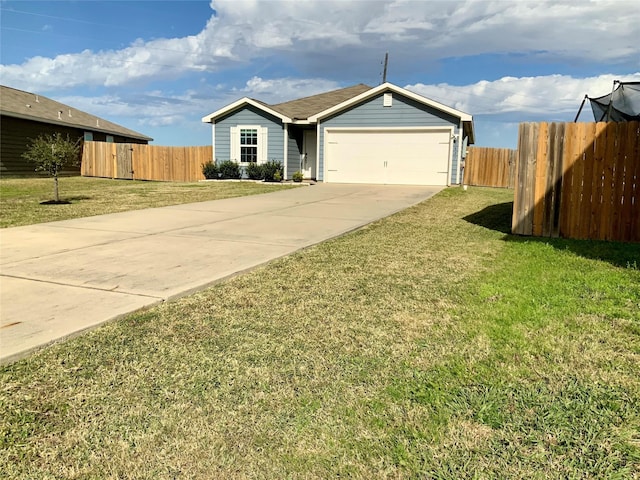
[0,183,442,363]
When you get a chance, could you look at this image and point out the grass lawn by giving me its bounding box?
[0,176,296,228]
[1,187,638,479]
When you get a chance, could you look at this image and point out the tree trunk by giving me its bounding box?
[54,174,59,202]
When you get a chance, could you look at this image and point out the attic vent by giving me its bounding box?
[383,93,393,107]
[35,95,39,103]
[58,110,63,119]
[26,104,31,108]
[68,109,72,117]
[96,119,100,127]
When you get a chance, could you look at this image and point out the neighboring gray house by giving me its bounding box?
[202,82,475,186]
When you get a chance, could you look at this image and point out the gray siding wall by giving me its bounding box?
[214,105,284,164]
[286,128,302,179]
[318,93,460,183]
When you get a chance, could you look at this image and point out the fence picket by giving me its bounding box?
[589,123,608,239]
[513,121,639,243]
[533,122,548,236]
[599,123,618,240]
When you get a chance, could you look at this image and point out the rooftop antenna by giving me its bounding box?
[382,52,389,84]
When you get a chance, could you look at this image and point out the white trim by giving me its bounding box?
[316,122,321,181]
[283,124,288,179]
[457,119,464,184]
[323,126,454,185]
[202,97,291,123]
[308,82,472,123]
[260,127,268,162]
[447,132,454,187]
[230,126,239,161]
[324,126,454,132]
[211,123,216,161]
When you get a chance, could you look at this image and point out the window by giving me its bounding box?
[106,135,114,143]
[84,132,93,141]
[230,125,267,164]
[240,128,258,163]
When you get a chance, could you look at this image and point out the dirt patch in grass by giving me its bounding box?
[1,186,638,478]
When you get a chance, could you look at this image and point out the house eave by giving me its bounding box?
[0,110,153,142]
[463,119,476,144]
[202,97,292,124]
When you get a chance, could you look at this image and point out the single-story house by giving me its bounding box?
[202,82,474,185]
[1,85,153,176]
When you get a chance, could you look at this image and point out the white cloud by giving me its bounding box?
[56,91,196,129]
[50,73,639,136]
[406,73,640,119]
[237,76,343,103]
[1,0,637,92]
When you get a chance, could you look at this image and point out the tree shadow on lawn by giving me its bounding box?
[463,202,640,269]
[64,196,92,201]
[39,196,92,203]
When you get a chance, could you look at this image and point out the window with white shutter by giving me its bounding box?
[230,125,268,164]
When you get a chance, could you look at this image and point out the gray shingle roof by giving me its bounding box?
[265,84,372,120]
[0,85,153,141]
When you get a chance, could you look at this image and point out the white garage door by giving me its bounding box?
[325,128,452,185]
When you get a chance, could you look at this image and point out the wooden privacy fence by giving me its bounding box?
[81,141,212,181]
[464,147,517,188]
[512,121,639,243]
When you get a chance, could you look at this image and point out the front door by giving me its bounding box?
[302,130,317,179]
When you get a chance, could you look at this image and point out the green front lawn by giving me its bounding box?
[0,176,296,228]
[1,187,638,478]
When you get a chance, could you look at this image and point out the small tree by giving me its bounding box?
[22,133,81,202]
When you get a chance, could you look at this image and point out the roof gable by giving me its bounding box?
[0,85,153,141]
[202,97,292,123]
[308,82,472,122]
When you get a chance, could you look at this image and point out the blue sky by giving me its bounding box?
[1,0,638,148]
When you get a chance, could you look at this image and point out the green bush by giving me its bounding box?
[217,160,241,179]
[202,161,219,179]
[292,171,304,183]
[262,160,283,182]
[245,162,264,180]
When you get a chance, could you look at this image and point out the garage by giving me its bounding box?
[324,128,452,185]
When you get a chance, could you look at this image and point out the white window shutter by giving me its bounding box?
[260,127,268,163]
[230,126,238,162]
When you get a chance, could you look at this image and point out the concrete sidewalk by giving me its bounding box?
[0,183,442,363]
